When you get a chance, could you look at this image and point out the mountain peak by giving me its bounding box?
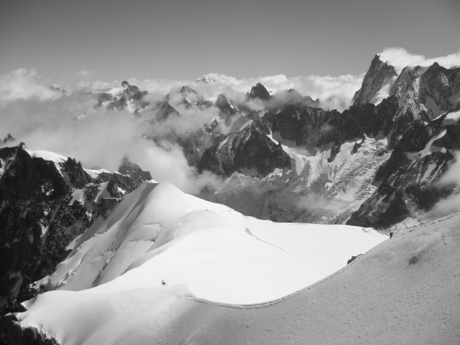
[179,85,198,96]
[248,83,271,101]
[352,55,398,105]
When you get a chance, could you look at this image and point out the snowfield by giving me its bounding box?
[17,181,390,344]
[19,209,460,345]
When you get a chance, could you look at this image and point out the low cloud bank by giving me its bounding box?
[0,70,221,194]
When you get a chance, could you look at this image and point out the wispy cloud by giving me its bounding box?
[379,47,460,73]
[77,69,93,77]
[0,68,62,105]
[0,78,222,194]
[427,152,460,218]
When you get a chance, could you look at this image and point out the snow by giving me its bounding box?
[106,86,124,96]
[25,149,67,175]
[70,189,85,205]
[370,75,397,105]
[18,199,460,344]
[442,110,460,125]
[420,129,446,157]
[18,181,390,343]
[83,168,110,179]
[42,181,385,302]
[26,149,67,164]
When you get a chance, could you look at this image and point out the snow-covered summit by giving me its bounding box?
[13,184,460,345]
[37,181,385,305]
[195,73,239,85]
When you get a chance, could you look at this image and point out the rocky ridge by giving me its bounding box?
[0,145,152,312]
[86,55,460,229]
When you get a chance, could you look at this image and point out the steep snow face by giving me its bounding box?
[26,182,385,314]
[353,55,398,105]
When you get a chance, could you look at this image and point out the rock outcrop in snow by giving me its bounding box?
[0,145,152,310]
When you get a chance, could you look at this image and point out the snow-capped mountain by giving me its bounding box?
[199,113,291,177]
[355,55,460,122]
[5,180,387,344]
[2,51,460,345]
[6,181,460,345]
[83,55,460,230]
[0,145,152,312]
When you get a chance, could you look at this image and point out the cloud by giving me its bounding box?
[0,87,222,194]
[0,68,62,105]
[379,47,460,73]
[427,152,460,218]
[297,192,334,211]
[77,69,93,77]
[147,103,221,137]
[192,73,363,111]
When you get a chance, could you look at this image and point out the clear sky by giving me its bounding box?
[1,0,459,82]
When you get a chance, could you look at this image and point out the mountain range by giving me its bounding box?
[1,53,460,344]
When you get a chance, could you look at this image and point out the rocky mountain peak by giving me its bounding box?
[118,156,153,188]
[153,101,180,122]
[2,133,15,145]
[249,83,271,101]
[179,85,198,96]
[199,116,290,177]
[353,54,398,105]
[215,94,238,118]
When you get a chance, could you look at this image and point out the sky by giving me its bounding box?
[1,0,460,82]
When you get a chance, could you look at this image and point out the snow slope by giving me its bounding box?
[17,181,388,343]
[19,211,460,345]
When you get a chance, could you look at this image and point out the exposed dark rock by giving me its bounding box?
[264,96,400,151]
[248,83,271,101]
[419,64,460,117]
[2,313,60,345]
[2,134,15,145]
[0,145,152,311]
[215,94,238,120]
[353,54,397,105]
[347,254,362,264]
[347,117,460,228]
[199,116,291,177]
[152,101,180,122]
[118,156,153,188]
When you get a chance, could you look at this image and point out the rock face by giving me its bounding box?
[152,101,180,122]
[2,313,59,345]
[248,83,271,101]
[264,96,400,151]
[201,59,460,228]
[215,94,239,120]
[274,89,320,108]
[0,145,151,311]
[418,64,460,117]
[347,114,460,228]
[199,114,291,177]
[168,86,213,109]
[353,55,398,105]
[95,81,147,112]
